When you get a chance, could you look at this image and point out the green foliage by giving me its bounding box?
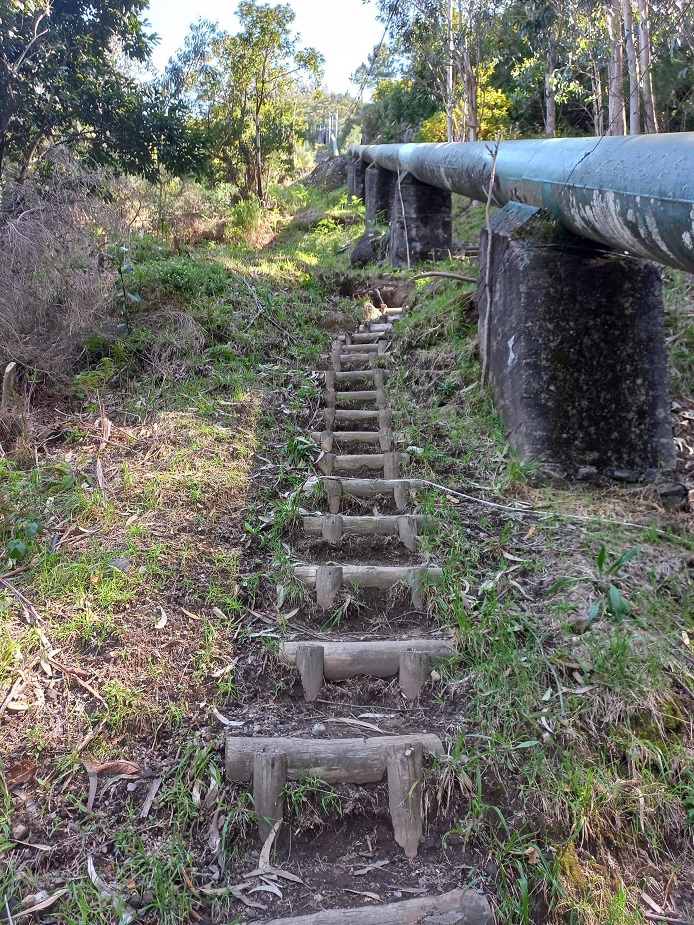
[0,0,201,180]
[171,1,324,199]
[138,257,229,301]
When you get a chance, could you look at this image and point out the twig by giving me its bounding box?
[416,478,684,538]
[0,577,40,623]
[4,896,14,925]
[241,279,299,344]
[410,271,477,283]
[643,914,689,924]
[481,132,501,387]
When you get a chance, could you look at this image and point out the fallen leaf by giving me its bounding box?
[7,760,37,789]
[525,846,541,865]
[343,889,380,901]
[326,717,384,733]
[82,759,98,812]
[212,708,245,727]
[354,860,389,875]
[258,820,281,868]
[14,890,68,919]
[91,761,140,776]
[248,882,283,898]
[140,776,161,819]
[155,608,167,630]
[524,524,536,540]
[683,630,691,649]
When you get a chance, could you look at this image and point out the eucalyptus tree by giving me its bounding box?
[173,2,322,200]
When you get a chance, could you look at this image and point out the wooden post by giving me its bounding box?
[253,751,287,842]
[324,479,342,514]
[295,644,324,701]
[315,565,343,609]
[1,362,17,411]
[387,741,423,859]
[399,649,431,699]
[321,514,343,543]
[383,452,401,479]
[397,515,419,551]
[393,480,411,511]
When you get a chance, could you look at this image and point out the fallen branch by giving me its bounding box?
[411,271,477,284]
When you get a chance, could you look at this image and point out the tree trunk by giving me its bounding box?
[462,44,477,142]
[254,111,263,202]
[622,0,641,133]
[592,59,605,135]
[544,38,557,138]
[446,0,454,142]
[606,0,626,135]
[636,0,658,132]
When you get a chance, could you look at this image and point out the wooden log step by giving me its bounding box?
[325,388,386,409]
[311,430,393,452]
[253,887,493,925]
[225,733,443,784]
[303,513,433,550]
[339,342,385,353]
[281,638,453,683]
[294,564,443,609]
[332,369,392,384]
[317,451,402,478]
[320,477,424,513]
[325,408,391,429]
[348,331,387,344]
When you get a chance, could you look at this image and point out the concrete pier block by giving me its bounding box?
[478,202,674,475]
[365,163,394,228]
[388,173,452,269]
[347,156,366,202]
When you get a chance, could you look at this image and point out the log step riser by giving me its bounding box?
[303,513,434,550]
[281,639,453,696]
[317,452,402,479]
[295,564,444,609]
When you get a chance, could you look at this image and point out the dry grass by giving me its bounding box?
[0,150,122,379]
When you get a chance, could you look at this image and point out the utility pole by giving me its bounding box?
[446,0,454,142]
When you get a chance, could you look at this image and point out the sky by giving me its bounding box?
[143,0,385,95]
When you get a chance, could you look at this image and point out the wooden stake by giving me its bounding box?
[295,644,324,701]
[253,751,287,842]
[315,565,342,609]
[324,479,342,513]
[321,514,343,543]
[1,362,17,411]
[399,649,431,699]
[387,741,423,858]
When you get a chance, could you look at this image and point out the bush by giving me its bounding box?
[231,196,261,235]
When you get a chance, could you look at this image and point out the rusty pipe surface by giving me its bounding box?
[350,135,694,272]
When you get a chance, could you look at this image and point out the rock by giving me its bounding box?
[311,723,326,737]
[305,155,349,191]
[613,468,639,482]
[108,556,130,573]
[11,823,29,841]
[576,466,599,482]
[527,464,568,487]
[350,231,384,268]
[292,209,326,230]
[658,481,689,510]
[569,615,591,634]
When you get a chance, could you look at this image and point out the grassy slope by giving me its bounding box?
[0,185,693,924]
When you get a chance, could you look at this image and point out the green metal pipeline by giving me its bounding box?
[349,135,694,272]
